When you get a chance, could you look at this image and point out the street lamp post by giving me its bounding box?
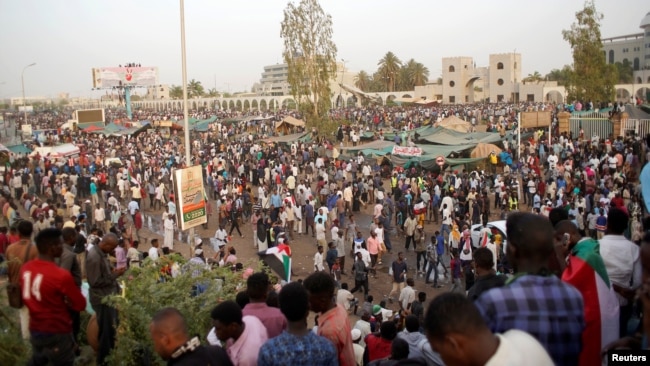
[179,0,195,254]
[339,58,348,108]
[21,63,36,124]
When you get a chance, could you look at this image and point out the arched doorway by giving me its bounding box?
[244,100,250,110]
[251,100,259,110]
[616,88,630,101]
[260,100,268,110]
[545,91,564,103]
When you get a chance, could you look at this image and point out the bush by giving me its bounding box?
[1,254,266,366]
[0,301,30,365]
[103,254,263,365]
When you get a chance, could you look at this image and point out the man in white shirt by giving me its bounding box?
[94,203,108,233]
[547,153,558,171]
[398,278,416,312]
[314,245,324,272]
[598,208,642,337]
[148,238,161,261]
[424,293,553,366]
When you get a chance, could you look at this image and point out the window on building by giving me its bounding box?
[449,65,455,72]
[514,62,517,69]
[497,79,504,86]
[449,96,455,103]
[497,95,504,102]
[527,94,535,102]
[609,50,614,64]
[449,81,455,87]
[634,58,640,71]
[465,95,469,102]
[647,76,650,83]
[497,62,504,70]
[638,77,643,84]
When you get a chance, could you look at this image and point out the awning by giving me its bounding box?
[265,132,307,144]
[280,115,305,127]
[7,144,32,154]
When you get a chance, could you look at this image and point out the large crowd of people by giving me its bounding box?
[1,100,649,365]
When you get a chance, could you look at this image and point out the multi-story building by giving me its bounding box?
[252,61,355,102]
[601,11,650,85]
[145,85,170,100]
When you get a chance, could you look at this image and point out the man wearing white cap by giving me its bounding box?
[351,329,364,366]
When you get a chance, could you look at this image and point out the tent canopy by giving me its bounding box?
[435,115,473,133]
[265,132,307,144]
[7,144,32,154]
[280,115,305,127]
[470,143,502,158]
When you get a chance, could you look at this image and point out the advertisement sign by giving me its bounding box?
[391,146,423,157]
[92,66,158,88]
[172,165,207,230]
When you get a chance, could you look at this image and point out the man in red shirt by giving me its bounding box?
[20,228,86,365]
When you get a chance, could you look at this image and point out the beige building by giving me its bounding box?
[145,85,170,100]
[414,53,565,104]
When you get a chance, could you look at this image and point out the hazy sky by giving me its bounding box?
[0,0,647,99]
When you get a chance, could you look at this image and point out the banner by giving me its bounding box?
[172,165,207,231]
[92,66,158,88]
[521,111,551,128]
[391,146,422,157]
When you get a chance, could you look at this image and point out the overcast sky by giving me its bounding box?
[0,0,646,99]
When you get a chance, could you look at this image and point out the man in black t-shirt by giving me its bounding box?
[150,307,232,366]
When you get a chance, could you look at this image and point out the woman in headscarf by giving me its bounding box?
[449,222,461,253]
[256,216,269,251]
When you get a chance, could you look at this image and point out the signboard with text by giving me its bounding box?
[172,165,207,231]
[391,146,422,157]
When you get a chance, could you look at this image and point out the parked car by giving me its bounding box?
[470,220,507,252]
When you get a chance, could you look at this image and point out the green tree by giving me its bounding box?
[524,71,542,83]
[281,0,338,121]
[187,79,205,98]
[562,1,617,101]
[614,59,634,84]
[206,88,219,97]
[405,58,429,87]
[354,70,371,91]
[545,65,573,86]
[169,85,183,99]
[377,51,402,92]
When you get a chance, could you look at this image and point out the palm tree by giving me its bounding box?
[187,79,204,98]
[206,88,219,97]
[408,60,429,87]
[524,71,542,84]
[169,85,183,99]
[377,52,402,92]
[354,70,371,91]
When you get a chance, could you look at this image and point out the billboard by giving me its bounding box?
[92,66,158,88]
[172,165,207,231]
[76,109,105,124]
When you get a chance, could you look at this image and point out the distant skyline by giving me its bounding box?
[0,0,647,99]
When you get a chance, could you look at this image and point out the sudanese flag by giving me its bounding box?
[258,243,292,282]
[562,238,619,366]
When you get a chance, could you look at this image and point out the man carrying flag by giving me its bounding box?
[554,220,619,366]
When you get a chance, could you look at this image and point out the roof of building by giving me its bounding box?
[641,11,650,28]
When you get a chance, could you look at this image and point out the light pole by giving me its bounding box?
[179,0,194,254]
[21,63,36,123]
